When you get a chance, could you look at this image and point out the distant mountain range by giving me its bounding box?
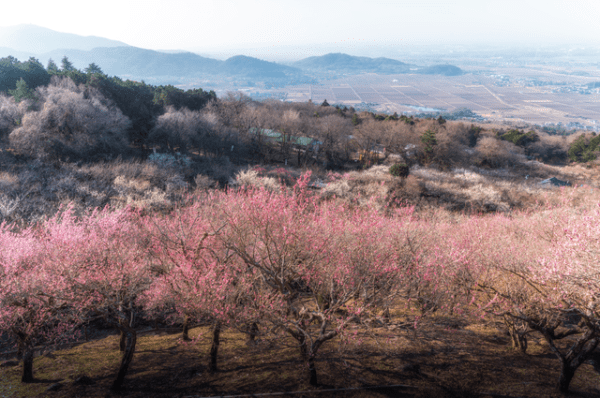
[222,55,301,78]
[0,25,128,54]
[42,47,224,77]
[0,25,463,85]
[29,48,303,81]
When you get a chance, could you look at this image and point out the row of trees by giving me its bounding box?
[0,56,50,93]
[207,93,579,169]
[1,177,599,393]
[0,176,416,390]
[0,55,106,96]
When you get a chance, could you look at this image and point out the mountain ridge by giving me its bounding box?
[293,52,462,76]
[0,25,463,83]
[0,24,130,54]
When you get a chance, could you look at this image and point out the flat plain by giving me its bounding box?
[282,65,600,127]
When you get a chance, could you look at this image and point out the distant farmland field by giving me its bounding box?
[283,68,600,126]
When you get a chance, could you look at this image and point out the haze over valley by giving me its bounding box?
[2,23,600,129]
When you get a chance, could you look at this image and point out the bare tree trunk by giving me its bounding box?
[182,314,191,341]
[111,328,137,392]
[208,321,221,372]
[307,354,318,386]
[292,332,319,386]
[557,360,576,394]
[119,329,126,352]
[504,316,528,353]
[535,324,599,394]
[509,329,528,353]
[382,307,390,324]
[556,346,599,393]
[21,346,34,383]
[248,322,258,342]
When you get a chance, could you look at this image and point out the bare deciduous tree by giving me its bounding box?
[9,77,131,161]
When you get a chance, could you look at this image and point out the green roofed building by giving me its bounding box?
[250,128,322,152]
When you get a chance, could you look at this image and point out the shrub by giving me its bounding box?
[500,129,539,147]
[568,133,600,162]
[467,124,482,147]
[475,136,526,168]
[526,132,569,163]
[568,134,587,162]
[389,163,409,178]
[193,174,217,190]
[148,107,241,157]
[234,168,280,191]
[148,151,192,170]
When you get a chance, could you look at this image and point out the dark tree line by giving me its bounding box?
[0,56,51,93]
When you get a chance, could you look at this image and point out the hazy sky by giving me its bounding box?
[3,0,599,52]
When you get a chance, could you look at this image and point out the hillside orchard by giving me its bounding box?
[1,175,599,393]
[1,57,600,395]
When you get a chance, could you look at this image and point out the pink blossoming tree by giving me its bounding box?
[0,221,79,382]
[38,205,155,391]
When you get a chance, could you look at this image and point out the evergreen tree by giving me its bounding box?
[9,78,36,103]
[47,59,58,73]
[420,129,437,163]
[85,63,103,75]
[2,56,18,66]
[568,134,591,162]
[0,56,21,92]
[21,57,50,88]
[321,99,330,107]
[61,56,76,72]
[1,56,49,93]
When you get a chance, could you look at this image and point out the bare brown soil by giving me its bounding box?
[2,313,600,397]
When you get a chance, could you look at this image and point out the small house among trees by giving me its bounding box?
[250,128,322,152]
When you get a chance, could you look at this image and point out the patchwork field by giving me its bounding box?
[284,67,600,127]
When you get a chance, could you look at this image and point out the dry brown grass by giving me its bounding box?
[321,165,391,205]
[233,169,281,192]
[314,159,600,215]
